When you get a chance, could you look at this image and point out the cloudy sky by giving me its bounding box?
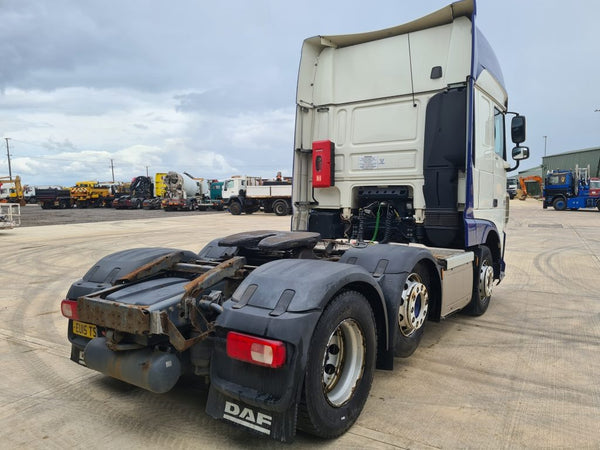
[1,0,599,187]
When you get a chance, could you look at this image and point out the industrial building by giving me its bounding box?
[542,146,600,177]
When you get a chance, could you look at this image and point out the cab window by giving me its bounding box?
[494,108,505,159]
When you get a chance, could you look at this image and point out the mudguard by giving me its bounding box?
[206,258,386,442]
[66,247,198,299]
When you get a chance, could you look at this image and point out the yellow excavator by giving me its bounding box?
[0,176,26,206]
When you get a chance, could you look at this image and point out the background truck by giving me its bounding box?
[196,179,225,211]
[36,187,73,209]
[542,166,600,210]
[70,181,116,208]
[161,171,206,211]
[506,177,518,199]
[224,176,292,215]
[143,172,167,210]
[60,0,528,442]
[113,176,154,209]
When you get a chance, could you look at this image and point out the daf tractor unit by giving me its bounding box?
[60,0,528,442]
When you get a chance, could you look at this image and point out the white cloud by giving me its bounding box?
[2,0,600,186]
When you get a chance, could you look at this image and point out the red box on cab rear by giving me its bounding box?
[312,140,335,188]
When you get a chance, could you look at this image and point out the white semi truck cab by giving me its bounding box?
[292,0,528,279]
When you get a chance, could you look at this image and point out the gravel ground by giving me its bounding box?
[1,199,599,449]
[17,203,225,227]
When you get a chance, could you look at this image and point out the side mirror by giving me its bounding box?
[511,115,526,144]
[512,146,529,161]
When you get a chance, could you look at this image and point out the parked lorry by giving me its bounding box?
[161,172,204,211]
[506,177,518,199]
[70,181,116,208]
[197,179,225,211]
[162,172,224,211]
[37,187,73,209]
[113,176,154,209]
[224,176,292,216]
[60,0,528,442]
[143,173,167,210]
[542,166,600,210]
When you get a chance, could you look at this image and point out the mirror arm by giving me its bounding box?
[506,160,520,172]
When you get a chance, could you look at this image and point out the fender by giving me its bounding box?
[465,218,503,278]
[207,258,387,440]
[464,217,499,249]
[66,247,198,299]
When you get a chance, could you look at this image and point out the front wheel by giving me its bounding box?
[228,202,242,215]
[394,263,430,358]
[553,197,567,211]
[464,245,493,316]
[297,290,376,438]
[596,199,600,211]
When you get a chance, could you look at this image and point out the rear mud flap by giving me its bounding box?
[206,386,297,442]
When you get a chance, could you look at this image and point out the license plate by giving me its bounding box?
[72,320,97,339]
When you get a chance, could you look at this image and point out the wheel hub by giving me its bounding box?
[398,274,429,337]
[321,319,365,407]
[479,263,494,298]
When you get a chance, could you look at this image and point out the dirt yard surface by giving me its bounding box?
[17,203,224,227]
[1,199,599,449]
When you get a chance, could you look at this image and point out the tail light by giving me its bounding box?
[226,331,286,368]
[61,299,79,320]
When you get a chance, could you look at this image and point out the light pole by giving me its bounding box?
[4,138,12,180]
[543,135,547,156]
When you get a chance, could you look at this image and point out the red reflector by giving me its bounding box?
[226,332,286,368]
[61,299,79,320]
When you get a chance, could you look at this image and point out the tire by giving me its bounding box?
[553,197,567,211]
[136,200,142,209]
[596,199,600,211]
[272,199,289,216]
[394,262,430,358]
[297,290,376,438]
[464,245,493,316]
[228,201,242,215]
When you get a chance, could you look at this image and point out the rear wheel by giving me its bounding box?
[464,245,493,316]
[553,197,567,211]
[297,290,376,438]
[394,263,430,358]
[272,199,289,216]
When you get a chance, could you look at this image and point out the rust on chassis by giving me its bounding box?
[77,256,248,351]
